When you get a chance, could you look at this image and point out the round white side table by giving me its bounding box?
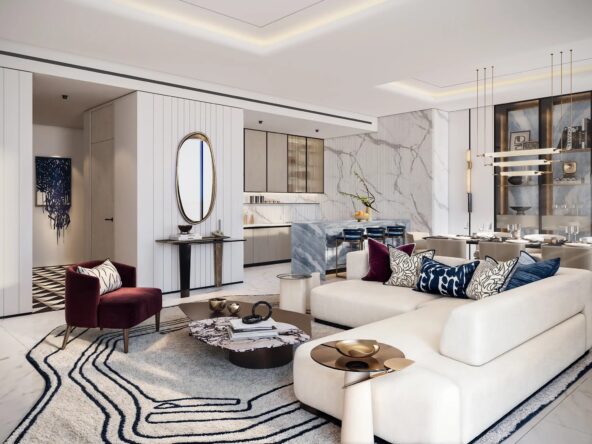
[277,273,311,314]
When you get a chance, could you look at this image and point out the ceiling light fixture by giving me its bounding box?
[492,159,553,168]
[499,171,549,177]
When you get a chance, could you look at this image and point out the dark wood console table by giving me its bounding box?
[155,237,244,297]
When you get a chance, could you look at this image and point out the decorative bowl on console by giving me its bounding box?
[208,297,227,312]
[335,339,380,358]
[178,224,193,234]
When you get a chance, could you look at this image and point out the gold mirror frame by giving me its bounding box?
[175,132,217,224]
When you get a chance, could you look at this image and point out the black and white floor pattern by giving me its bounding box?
[32,265,68,314]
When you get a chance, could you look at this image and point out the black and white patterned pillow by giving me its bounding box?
[466,256,518,300]
[416,258,480,298]
[77,259,122,295]
[385,248,435,287]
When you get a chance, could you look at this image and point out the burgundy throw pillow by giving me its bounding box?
[362,239,415,282]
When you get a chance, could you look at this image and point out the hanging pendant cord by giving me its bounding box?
[484,66,487,158]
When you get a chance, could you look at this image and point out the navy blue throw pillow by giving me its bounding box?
[415,258,480,298]
[504,258,560,291]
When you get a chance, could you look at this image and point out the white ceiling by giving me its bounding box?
[33,74,132,128]
[3,0,592,120]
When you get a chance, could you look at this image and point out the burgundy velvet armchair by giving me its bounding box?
[62,260,162,353]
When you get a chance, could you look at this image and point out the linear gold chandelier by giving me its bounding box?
[476,50,575,176]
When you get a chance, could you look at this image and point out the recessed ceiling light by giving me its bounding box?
[258,120,263,124]
[61,94,69,100]
[315,129,319,133]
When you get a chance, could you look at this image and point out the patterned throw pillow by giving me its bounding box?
[385,248,435,287]
[77,259,123,295]
[466,256,518,300]
[416,258,480,298]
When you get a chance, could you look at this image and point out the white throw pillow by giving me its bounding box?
[466,256,518,300]
[385,248,435,287]
[77,259,123,295]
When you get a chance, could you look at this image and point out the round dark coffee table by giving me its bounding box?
[181,300,312,369]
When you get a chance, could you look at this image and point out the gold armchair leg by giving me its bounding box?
[123,329,129,353]
[155,311,160,332]
[61,325,72,350]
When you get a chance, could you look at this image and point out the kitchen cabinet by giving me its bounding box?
[267,132,288,192]
[244,129,267,192]
[243,226,292,266]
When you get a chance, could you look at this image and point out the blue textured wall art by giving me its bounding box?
[35,156,71,241]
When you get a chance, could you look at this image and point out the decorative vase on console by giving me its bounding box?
[365,207,373,221]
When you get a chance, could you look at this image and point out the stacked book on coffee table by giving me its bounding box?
[228,318,278,341]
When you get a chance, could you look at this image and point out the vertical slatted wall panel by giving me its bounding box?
[0,68,32,316]
[136,92,244,292]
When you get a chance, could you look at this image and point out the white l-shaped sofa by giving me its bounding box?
[293,250,592,443]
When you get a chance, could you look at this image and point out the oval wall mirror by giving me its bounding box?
[176,132,216,224]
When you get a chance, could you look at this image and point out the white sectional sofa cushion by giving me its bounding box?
[440,266,592,365]
[310,279,440,327]
[297,249,592,443]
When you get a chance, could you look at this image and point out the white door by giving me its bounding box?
[90,139,114,260]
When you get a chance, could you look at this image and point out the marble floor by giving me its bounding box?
[1,263,591,443]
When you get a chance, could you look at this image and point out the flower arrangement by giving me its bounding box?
[340,172,379,221]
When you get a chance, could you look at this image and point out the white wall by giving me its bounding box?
[113,95,138,267]
[321,109,448,233]
[133,92,244,291]
[448,109,470,234]
[447,107,495,236]
[0,68,32,316]
[33,125,87,267]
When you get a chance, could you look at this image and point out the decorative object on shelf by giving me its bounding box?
[522,141,540,150]
[241,300,273,324]
[35,156,72,241]
[340,171,379,216]
[562,161,577,178]
[208,297,227,313]
[336,339,380,358]
[211,219,225,237]
[509,131,530,150]
[508,176,528,186]
[227,302,240,315]
[510,206,531,216]
[176,132,216,224]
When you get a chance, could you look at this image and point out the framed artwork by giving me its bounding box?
[35,156,72,240]
[509,131,530,150]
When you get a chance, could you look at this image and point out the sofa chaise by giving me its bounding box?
[293,250,592,443]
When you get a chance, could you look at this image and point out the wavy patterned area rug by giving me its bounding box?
[7,304,342,443]
[7,299,592,444]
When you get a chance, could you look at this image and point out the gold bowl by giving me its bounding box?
[208,297,227,312]
[227,302,240,315]
[335,339,380,358]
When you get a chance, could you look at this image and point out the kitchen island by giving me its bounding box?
[291,219,410,277]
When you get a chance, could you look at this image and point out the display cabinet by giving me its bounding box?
[494,91,591,238]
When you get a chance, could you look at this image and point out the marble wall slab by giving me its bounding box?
[319,110,448,233]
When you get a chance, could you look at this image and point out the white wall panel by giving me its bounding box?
[0,68,32,316]
[448,109,470,235]
[136,92,244,292]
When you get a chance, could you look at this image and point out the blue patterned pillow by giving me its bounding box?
[504,257,560,291]
[415,258,480,298]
